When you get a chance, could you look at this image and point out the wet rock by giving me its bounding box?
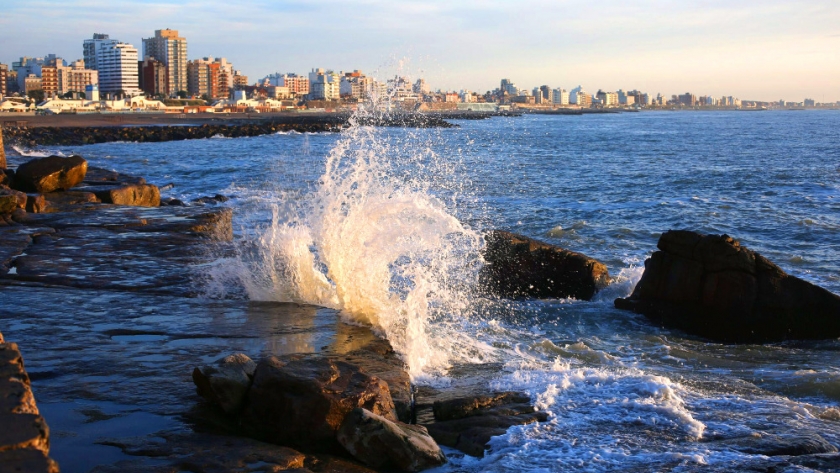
[424,392,548,457]
[433,391,531,421]
[0,378,39,414]
[340,337,413,423]
[244,356,397,452]
[479,230,611,300]
[13,155,88,192]
[337,407,446,471]
[88,184,161,207]
[0,187,27,211]
[0,449,60,473]
[42,191,99,211]
[725,431,839,456]
[160,197,186,207]
[192,194,230,205]
[192,353,256,414]
[83,166,146,185]
[95,430,307,473]
[615,230,840,342]
[26,194,48,214]
[0,413,50,453]
[0,194,18,214]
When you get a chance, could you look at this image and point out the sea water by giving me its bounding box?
[24,110,840,471]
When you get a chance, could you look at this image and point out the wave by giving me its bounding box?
[12,145,66,157]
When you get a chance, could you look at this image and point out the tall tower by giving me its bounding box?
[83,33,110,70]
[142,29,188,95]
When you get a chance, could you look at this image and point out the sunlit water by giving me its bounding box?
[19,110,840,471]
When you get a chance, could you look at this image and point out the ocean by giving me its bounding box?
[11,110,840,471]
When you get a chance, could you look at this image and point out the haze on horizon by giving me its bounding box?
[1,0,838,102]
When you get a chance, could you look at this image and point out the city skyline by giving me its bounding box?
[1,0,839,102]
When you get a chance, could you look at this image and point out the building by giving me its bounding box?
[0,64,7,97]
[309,68,340,101]
[805,98,815,107]
[83,33,110,71]
[595,90,618,107]
[42,60,99,98]
[263,73,309,95]
[500,78,518,96]
[678,92,697,107]
[24,75,42,97]
[186,57,233,99]
[414,79,430,95]
[96,40,140,96]
[142,29,188,95]
[139,57,168,97]
[552,88,569,105]
[339,70,373,100]
[569,85,586,105]
[232,73,249,89]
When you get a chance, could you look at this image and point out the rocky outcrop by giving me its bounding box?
[88,183,161,207]
[13,155,88,192]
[337,408,447,471]
[480,230,611,300]
[244,356,397,452]
[424,392,548,457]
[0,335,60,472]
[192,353,256,414]
[615,230,840,342]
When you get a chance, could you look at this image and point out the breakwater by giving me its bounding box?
[1,113,459,147]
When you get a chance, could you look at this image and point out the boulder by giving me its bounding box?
[0,195,17,214]
[479,230,610,300]
[89,184,161,207]
[192,353,256,414]
[337,408,446,472]
[0,187,26,212]
[26,194,48,214]
[0,413,50,453]
[615,230,840,342]
[13,155,88,192]
[244,356,397,452]
[424,392,547,457]
[0,449,59,473]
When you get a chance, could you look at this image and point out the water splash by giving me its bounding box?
[209,99,491,379]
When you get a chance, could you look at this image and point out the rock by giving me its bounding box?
[615,230,840,342]
[0,125,5,169]
[0,413,50,453]
[0,378,40,414]
[0,195,17,214]
[244,356,397,452]
[192,353,256,414]
[337,408,446,472]
[89,184,161,207]
[42,191,99,210]
[0,449,60,473]
[83,166,146,185]
[192,194,230,205]
[725,431,838,456]
[479,230,611,300]
[160,197,186,207]
[26,194,48,214]
[13,155,88,192]
[424,393,547,457]
[433,392,531,421]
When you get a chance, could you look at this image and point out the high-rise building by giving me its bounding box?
[58,60,98,97]
[263,73,309,95]
[97,40,140,96]
[83,34,110,70]
[340,70,373,99]
[0,64,7,97]
[142,29,188,95]
[552,88,569,105]
[187,57,235,99]
[139,58,168,97]
[82,34,139,96]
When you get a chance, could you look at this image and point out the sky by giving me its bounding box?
[1,0,839,102]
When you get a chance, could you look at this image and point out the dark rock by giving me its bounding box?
[0,413,50,453]
[83,166,146,185]
[724,432,838,456]
[433,391,531,421]
[337,407,446,472]
[13,155,88,192]
[41,191,99,211]
[25,194,48,214]
[192,353,256,414]
[244,356,397,452]
[424,392,547,457]
[0,449,60,473]
[615,230,840,342]
[160,197,186,207]
[479,230,611,300]
[88,184,161,207]
[0,187,27,212]
[192,194,230,205]
[0,195,18,214]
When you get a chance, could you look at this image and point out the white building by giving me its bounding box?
[552,88,569,105]
[96,40,140,96]
[83,34,110,71]
[569,85,585,105]
[308,68,340,100]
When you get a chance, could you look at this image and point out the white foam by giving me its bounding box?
[12,145,65,157]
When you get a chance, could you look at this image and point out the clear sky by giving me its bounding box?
[2,0,839,102]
